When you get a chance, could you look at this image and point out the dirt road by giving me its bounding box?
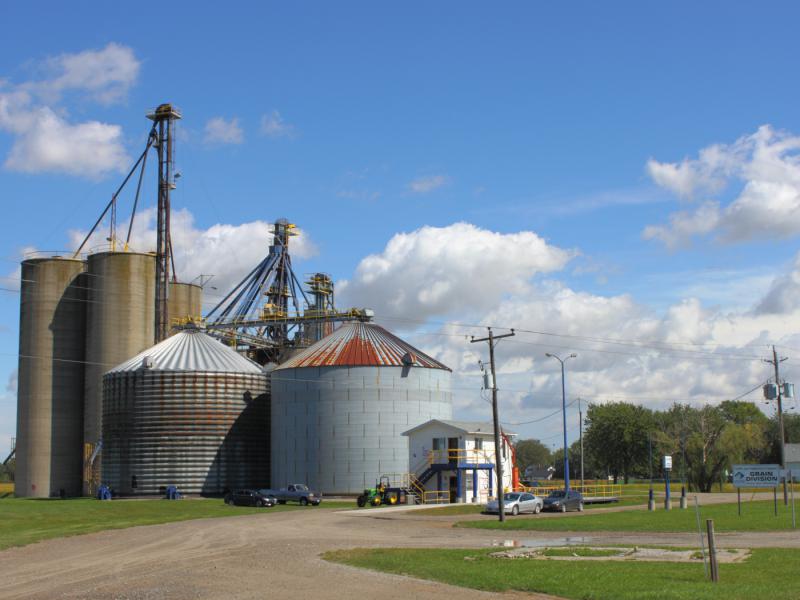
[0,493,795,600]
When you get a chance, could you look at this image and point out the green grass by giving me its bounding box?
[458,500,797,532]
[325,547,800,600]
[0,497,352,551]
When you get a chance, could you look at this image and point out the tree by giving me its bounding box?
[765,412,800,464]
[661,404,765,492]
[514,439,552,473]
[583,402,654,483]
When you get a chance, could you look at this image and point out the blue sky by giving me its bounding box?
[3,2,800,454]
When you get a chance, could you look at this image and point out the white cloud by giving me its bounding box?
[204,116,244,145]
[338,226,800,439]
[646,126,800,245]
[2,105,128,177]
[0,44,138,178]
[408,174,449,194]
[260,110,294,138]
[755,253,800,315]
[67,207,317,301]
[338,222,575,320]
[36,43,140,105]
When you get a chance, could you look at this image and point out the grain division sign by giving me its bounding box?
[732,464,780,488]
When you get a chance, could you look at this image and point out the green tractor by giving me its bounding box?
[356,476,405,507]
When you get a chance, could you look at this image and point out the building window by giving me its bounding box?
[432,437,445,451]
[474,437,483,450]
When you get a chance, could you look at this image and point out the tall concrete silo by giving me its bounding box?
[168,282,202,328]
[15,257,87,497]
[102,326,269,495]
[83,251,155,492]
[271,322,452,494]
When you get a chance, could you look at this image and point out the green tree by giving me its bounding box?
[583,402,654,483]
[514,439,552,473]
[765,412,800,464]
[661,404,765,492]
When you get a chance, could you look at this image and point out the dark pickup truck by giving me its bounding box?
[259,484,322,506]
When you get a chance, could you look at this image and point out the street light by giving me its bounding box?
[546,352,577,492]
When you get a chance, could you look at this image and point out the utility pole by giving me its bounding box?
[765,345,789,504]
[579,397,584,491]
[471,327,515,522]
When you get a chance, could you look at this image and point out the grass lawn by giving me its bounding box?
[324,547,800,600]
[0,497,352,551]
[458,500,798,532]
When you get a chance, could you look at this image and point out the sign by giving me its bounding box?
[732,464,780,488]
[662,455,672,470]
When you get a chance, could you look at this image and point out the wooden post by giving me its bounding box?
[706,519,719,583]
[774,486,778,517]
[694,496,709,579]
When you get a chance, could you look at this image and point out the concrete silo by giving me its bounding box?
[271,322,452,494]
[83,251,155,492]
[168,282,202,328]
[15,257,87,497]
[102,326,269,495]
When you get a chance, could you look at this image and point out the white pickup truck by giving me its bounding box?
[259,483,322,506]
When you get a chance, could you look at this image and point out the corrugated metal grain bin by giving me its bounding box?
[102,326,269,495]
[15,257,87,497]
[271,322,452,494]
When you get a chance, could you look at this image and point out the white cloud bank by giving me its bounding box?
[336,222,799,435]
[644,126,800,247]
[338,223,575,320]
[0,43,138,178]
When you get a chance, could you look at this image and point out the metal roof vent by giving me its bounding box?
[402,352,417,366]
[141,356,154,370]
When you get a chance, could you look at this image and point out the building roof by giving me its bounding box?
[107,327,264,374]
[274,321,451,371]
[402,419,516,437]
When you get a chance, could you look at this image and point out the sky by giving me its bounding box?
[2,1,800,457]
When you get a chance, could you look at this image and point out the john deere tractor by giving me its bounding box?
[356,476,404,507]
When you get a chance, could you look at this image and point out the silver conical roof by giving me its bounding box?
[106,328,263,374]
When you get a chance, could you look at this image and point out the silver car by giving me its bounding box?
[485,492,543,516]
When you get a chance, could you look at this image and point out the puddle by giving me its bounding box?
[490,536,593,548]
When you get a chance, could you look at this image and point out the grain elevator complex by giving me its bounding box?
[12,103,508,503]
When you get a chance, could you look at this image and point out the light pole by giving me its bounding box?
[546,352,577,492]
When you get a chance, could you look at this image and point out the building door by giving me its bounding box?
[449,476,458,503]
[448,437,459,465]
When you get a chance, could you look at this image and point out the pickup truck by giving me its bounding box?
[259,484,322,506]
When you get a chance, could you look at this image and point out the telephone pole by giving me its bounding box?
[765,345,789,504]
[471,327,515,522]
[579,397,584,491]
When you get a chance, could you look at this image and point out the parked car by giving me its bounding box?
[485,492,544,516]
[224,489,277,508]
[259,483,322,506]
[543,489,584,512]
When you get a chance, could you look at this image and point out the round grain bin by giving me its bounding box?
[271,322,452,494]
[168,282,202,329]
[15,257,87,497]
[83,251,155,493]
[102,326,269,495]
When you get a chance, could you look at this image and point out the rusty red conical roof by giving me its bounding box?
[275,322,451,371]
